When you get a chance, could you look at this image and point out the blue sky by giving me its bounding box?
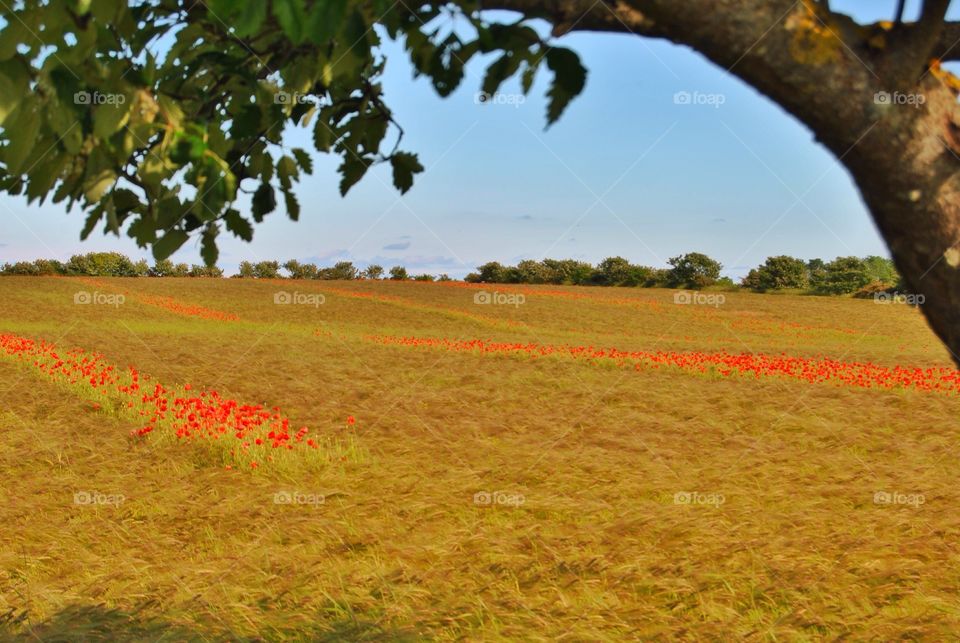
[0,1,948,278]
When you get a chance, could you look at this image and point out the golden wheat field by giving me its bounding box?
[2,276,960,640]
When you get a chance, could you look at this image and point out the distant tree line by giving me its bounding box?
[0,253,443,281]
[0,253,223,277]
[739,255,901,295]
[466,253,730,289]
[1,252,903,296]
[466,253,902,296]
[236,260,450,282]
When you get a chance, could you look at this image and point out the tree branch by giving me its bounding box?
[479,0,661,36]
[888,0,951,81]
[934,21,960,60]
[895,0,907,25]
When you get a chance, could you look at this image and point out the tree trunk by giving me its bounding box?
[859,184,960,366]
[843,80,960,365]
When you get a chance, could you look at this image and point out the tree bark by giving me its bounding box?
[844,83,960,365]
[486,0,960,365]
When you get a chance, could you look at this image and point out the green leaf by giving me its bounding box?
[223,208,253,241]
[112,188,141,213]
[93,96,133,139]
[292,148,313,175]
[104,197,120,235]
[338,155,370,196]
[343,9,372,59]
[273,0,307,44]
[306,0,348,44]
[25,152,69,203]
[153,228,189,261]
[544,48,587,125]
[481,53,523,99]
[0,59,30,126]
[0,21,27,62]
[390,152,423,194]
[521,58,540,94]
[80,208,103,241]
[82,169,117,204]
[91,0,121,23]
[171,133,206,163]
[313,118,334,152]
[201,224,219,266]
[427,37,476,97]
[277,155,298,189]
[233,0,267,38]
[3,105,41,174]
[156,195,186,229]
[231,104,262,139]
[48,98,84,153]
[283,188,300,221]
[251,182,276,222]
[128,215,158,247]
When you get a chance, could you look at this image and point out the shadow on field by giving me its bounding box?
[0,604,419,642]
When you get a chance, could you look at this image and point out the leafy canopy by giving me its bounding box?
[0,0,587,264]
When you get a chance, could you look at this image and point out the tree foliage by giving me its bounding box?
[741,255,809,291]
[0,0,587,265]
[666,253,722,290]
[361,264,384,280]
[811,256,872,295]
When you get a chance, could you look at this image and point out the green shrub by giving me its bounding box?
[812,256,870,295]
[667,252,722,289]
[742,255,808,291]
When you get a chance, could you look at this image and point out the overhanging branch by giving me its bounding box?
[935,21,960,60]
[478,0,660,36]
